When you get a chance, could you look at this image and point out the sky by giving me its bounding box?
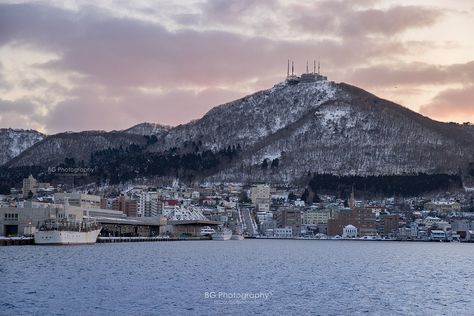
[0,0,473,134]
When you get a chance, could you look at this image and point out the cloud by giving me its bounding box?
[0,2,411,89]
[347,61,474,87]
[44,86,246,132]
[0,98,44,130]
[0,98,36,113]
[290,2,443,37]
[419,85,474,122]
[0,1,466,132]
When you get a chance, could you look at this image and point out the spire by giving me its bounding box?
[306,60,309,73]
[318,59,320,75]
[313,60,316,74]
[287,59,290,77]
[291,61,294,76]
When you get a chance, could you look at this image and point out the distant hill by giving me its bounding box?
[0,128,44,165]
[124,122,171,136]
[6,131,147,168]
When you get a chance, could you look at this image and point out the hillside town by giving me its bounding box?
[2,174,474,243]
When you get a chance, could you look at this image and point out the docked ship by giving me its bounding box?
[211,227,232,241]
[34,219,101,245]
[200,226,216,237]
[231,227,245,240]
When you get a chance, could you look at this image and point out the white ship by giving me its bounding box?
[200,226,216,236]
[35,219,101,245]
[211,227,232,241]
[230,227,244,240]
[230,234,244,240]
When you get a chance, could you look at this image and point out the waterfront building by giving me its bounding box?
[430,230,446,241]
[451,219,474,240]
[274,227,293,238]
[327,207,376,237]
[0,204,83,236]
[342,224,358,238]
[276,208,302,237]
[383,214,400,236]
[302,208,331,225]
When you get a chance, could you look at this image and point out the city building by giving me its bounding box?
[274,227,293,238]
[276,208,302,237]
[22,175,50,198]
[54,193,102,209]
[0,203,83,236]
[112,196,138,217]
[328,207,376,237]
[250,184,271,204]
[424,201,461,214]
[383,214,400,236]
[343,224,358,238]
[138,191,162,217]
[302,208,331,225]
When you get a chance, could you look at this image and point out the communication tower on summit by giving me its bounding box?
[286,59,327,84]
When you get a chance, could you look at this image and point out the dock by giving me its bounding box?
[97,236,209,243]
[0,237,34,246]
[0,236,211,246]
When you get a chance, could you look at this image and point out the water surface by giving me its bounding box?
[1,240,473,315]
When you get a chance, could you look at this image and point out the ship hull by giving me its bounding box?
[212,229,232,241]
[34,229,101,245]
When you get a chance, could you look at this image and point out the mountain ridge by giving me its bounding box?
[2,79,474,185]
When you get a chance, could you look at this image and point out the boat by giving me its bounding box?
[34,218,101,245]
[211,227,232,241]
[200,226,216,236]
[230,227,244,240]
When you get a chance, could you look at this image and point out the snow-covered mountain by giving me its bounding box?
[124,122,171,136]
[0,129,45,165]
[6,131,147,168]
[4,78,474,183]
[146,79,474,181]
[212,82,474,181]
[153,80,338,151]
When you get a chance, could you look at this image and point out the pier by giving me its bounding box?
[97,236,209,243]
[0,237,34,246]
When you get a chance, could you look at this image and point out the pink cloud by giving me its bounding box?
[0,1,456,132]
[419,85,474,122]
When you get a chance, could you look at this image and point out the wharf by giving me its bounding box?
[97,236,209,243]
[0,237,34,246]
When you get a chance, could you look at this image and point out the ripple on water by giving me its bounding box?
[1,241,474,315]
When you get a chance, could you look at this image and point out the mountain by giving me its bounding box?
[0,129,45,165]
[147,80,474,182]
[4,78,474,185]
[124,122,171,136]
[6,131,147,168]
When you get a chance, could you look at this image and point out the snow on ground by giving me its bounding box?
[319,108,350,127]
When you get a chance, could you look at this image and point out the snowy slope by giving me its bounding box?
[5,79,474,183]
[0,129,45,165]
[124,122,171,136]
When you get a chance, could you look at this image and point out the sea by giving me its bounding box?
[1,240,473,316]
